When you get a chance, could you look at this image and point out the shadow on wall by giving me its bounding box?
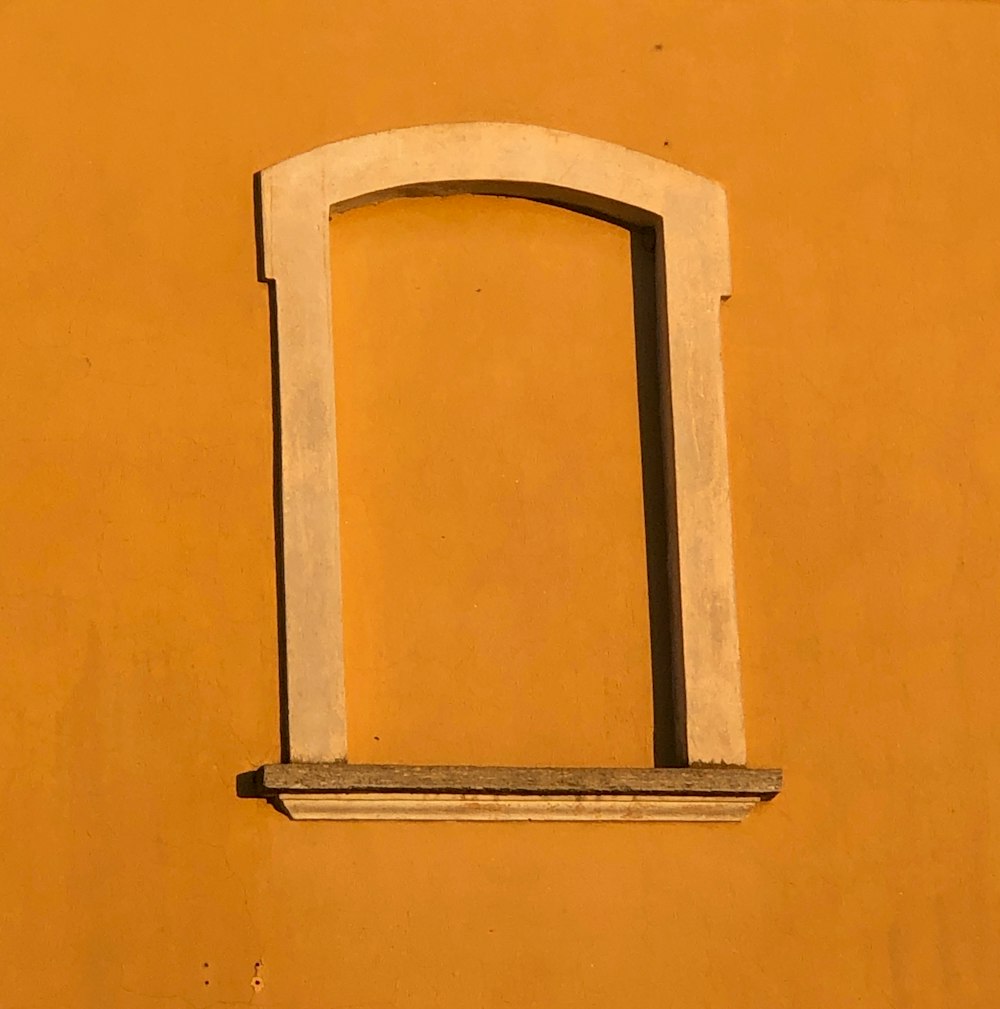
[627,223,687,768]
[253,171,291,764]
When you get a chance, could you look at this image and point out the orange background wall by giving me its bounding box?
[3,1,999,1006]
[332,196,655,768]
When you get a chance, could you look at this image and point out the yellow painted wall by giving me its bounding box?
[2,1,999,1005]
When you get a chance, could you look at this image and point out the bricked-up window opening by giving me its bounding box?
[331,194,668,770]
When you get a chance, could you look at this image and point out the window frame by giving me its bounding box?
[252,122,779,821]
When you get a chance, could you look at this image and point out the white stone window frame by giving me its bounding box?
[252,123,780,821]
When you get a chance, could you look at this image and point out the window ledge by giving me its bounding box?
[254,764,782,822]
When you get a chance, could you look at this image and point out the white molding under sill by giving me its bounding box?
[275,792,759,822]
[254,764,781,823]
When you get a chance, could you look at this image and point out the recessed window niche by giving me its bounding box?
[331,193,654,769]
[248,123,781,821]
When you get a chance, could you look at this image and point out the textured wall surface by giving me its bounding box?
[2,1,999,1005]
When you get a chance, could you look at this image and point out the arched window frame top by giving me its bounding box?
[253,123,780,821]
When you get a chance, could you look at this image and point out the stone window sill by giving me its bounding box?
[255,763,782,822]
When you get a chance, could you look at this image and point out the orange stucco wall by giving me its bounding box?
[3,2,1000,1006]
[332,196,654,768]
